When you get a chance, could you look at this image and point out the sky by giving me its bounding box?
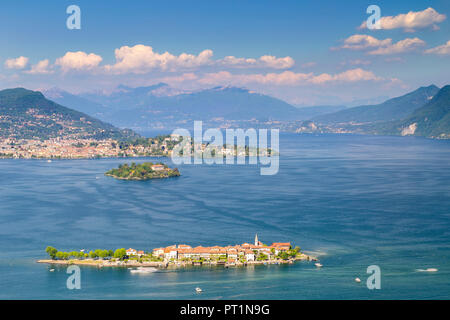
[0,0,449,106]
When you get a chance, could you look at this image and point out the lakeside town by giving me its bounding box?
[0,134,179,159]
[39,235,316,269]
[0,134,274,159]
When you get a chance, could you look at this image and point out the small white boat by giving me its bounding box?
[417,268,438,272]
[49,269,55,272]
[355,277,361,283]
[195,287,203,293]
[315,263,323,268]
[47,160,52,163]
[130,267,157,274]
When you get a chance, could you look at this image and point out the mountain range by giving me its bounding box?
[2,83,448,141]
[396,85,450,139]
[313,85,439,124]
[43,84,350,130]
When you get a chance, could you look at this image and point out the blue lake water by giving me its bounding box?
[0,133,449,299]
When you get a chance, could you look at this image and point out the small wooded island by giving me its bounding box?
[105,162,180,180]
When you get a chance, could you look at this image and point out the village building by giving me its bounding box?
[126,248,137,256]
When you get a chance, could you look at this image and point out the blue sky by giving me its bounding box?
[1,0,449,105]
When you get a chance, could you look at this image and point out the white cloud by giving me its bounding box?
[104,44,295,74]
[339,34,425,55]
[310,68,382,84]
[368,37,425,55]
[359,7,446,31]
[425,40,450,55]
[219,55,294,69]
[55,51,103,72]
[104,45,213,74]
[340,34,392,50]
[161,72,199,83]
[195,68,385,87]
[25,59,53,74]
[5,56,29,69]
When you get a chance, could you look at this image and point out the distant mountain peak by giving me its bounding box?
[207,86,250,93]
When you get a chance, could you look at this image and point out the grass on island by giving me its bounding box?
[105,162,180,180]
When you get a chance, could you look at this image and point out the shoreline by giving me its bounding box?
[37,254,316,269]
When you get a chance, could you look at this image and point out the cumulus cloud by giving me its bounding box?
[104,45,213,74]
[219,55,294,69]
[5,56,29,69]
[310,68,382,84]
[161,72,199,83]
[25,59,53,74]
[340,34,392,50]
[425,40,450,55]
[55,51,103,72]
[195,68,385,87]
[368,37,425,55]
[339,34,425,55]
[359,7,446,31]
[104,44,295,73]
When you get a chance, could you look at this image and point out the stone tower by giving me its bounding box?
[254,234,259,246]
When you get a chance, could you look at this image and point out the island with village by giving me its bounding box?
[38,235,317,269]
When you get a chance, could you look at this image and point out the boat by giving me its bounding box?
[355,278,361,283]
[130,267,158,274]
[47,160,52,163]
[195,287,203,293]
[315,263,323,268]
[49,269,55,272]
[417,268,438,272]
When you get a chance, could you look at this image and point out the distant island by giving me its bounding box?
[105,162,180,180]
[38,235,316,269]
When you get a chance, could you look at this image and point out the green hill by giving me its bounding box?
[314,85,439,124]
[397,85,450,138]
[0,88,138,140]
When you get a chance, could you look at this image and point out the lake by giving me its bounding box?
[0,133,449,299]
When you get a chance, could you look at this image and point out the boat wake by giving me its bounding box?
[130,267,158,274]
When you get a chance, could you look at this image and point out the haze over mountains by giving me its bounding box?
[43,84,350,130]
[31,83,450,140]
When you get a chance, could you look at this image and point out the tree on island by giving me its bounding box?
[257,253,268,261]
[278,251,289,260]
[114,248,127,260]
[46,246,58,260]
